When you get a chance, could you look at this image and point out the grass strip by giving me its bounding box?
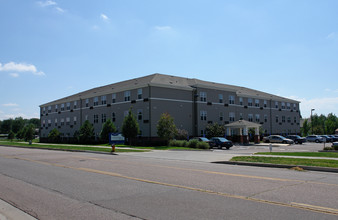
[255,152,338,158]
[230,156,338,168]
[0,141,149,153]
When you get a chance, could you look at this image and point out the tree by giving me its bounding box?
[157,112,177,143]
[48,128,61,143]
[23,124,35,143]
[8,130,15,141]
[0,119,13,134]
[205,123,225,138]
[16,128,25,140]
[122,108,139,145]
[12,117,25,134]
[78,120,95,144]
[100,119,117,143]
[301,119,310,136]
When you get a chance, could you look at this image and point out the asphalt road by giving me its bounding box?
[0,144,337,220]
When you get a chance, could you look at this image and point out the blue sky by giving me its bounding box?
[0,0,337,120]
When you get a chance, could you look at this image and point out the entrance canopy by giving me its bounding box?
[224,120,261,144]
[224,120,261,130]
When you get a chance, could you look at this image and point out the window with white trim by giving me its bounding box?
[138,89,142,99]
[255,114,260,122]
[229,95,235,105]
[219,94,223,103]
[264,100,267,108]
[229,112,235,122]
[293,103,296,110]
[55,118,58,126]
[66,102,70,110]
[200,110,207,120]
[275,101,278,109]
[94,114,98,123]
[281,102,285,109]
[101,114,106,123]
[248,114,253,122]
[101,96,106,105]
[264,114,267,123]
[55,104,58,112]
[219,112,223,121]
[124,91,131,101]
[112,112,116,122]
[200,92,207,102]
[48,119,51,126]
[85,99,89,107]
[48,106,51,113]
[276,115,279,123]
[239,113,243,120]
[239,97,243,106]
[282,116,286,123]
[255,99,259,107]
[61,118,64,126]
[248,98,253,106]
[74,101,77,109]
[138,109,143,120]
[73,116,77,125]
[94,97,99,106]
[42,107,46,114]
[66,117,70,125]
[287,103,290,109]
[287,116,291,123]
[112,94,116,103]
[61,104,65,111]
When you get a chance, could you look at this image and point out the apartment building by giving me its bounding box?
[40,73,301,141]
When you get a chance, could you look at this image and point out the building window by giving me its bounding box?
[294,117,297,123]
[255,114,260,122]
[287,116,291,123]
[48,119,51,126]
[42,120,45,127]
[219,94,223,103]
[239,97,243,106]
[61,118,64,126]
[85,99,88,107]
[55,118,58,126]
[66,117,70,125]
[201,129,206,136]
[73,101,77,109]
[66,102,70,110]
[239,113,243,120]
[101,96,107,105]
[281,102,285,109]
[282,116,286,123]
[264,100,267,108]
[48,106,51,113]
[42,107,46,114]
[94,97,99,106]
[55,105,58,112]
[229,112,235,122]
[287,103,291,110]
[200,111,207,121]
[61,104,65,111]
[138,109,143,120]
[229,95,235,105]
[264,114,267,123]
[276,116,279,123]
[124,91,131,101]
[94,114,98,123]
[275,101,278,109]
[102,114,106,123]
[112,112,116,122]
[293,103,296,110]
[248,114,253,122]
[248,98,253,106]
[112,94,116,103]
[219,112,223,121]
[73,116,77,125]
[200,92,207,102]
[255,99,259,107]
[138,89,142,99]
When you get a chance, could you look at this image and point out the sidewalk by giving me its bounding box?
[0,199,36,220]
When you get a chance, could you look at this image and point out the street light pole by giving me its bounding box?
[311,109,315,134]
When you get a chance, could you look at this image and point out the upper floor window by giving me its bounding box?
[264,114,268,123]
[101,95,107,105]
[255,99,259,107]
[294,116,297,123]
[138,109,143,120]
[61,104,65,111]
[282,116,286,123]
[200,92,207,102]
[55,105,58,112]
[47,106,51,113]
[248,114,253,122]
[255,114,260,122]
[60,118,64,126]
[102,114,106,123]
[248,98,253,106]
[239,97,243,106]
[55,118,58,126]
[124,91,131,101]
[264,100,267,108]
[112,112,116,122]
[200,110,207,120]
[287,103,291,109]
[281,102,285,109]
[229,95,235,105]
[287,116,291,123]
[73,116,77,125]
[138,89,142,99]
[66,102,70,110]
[94,114,98,123]
[218,94,223,103]
[94,97,99,106]
[229,112,235,122]
[42,107,46,114]
[74,101,77,109]
[275,101,278,109]
[66,117,70,125]
[85,99,89,107]
[293,103,297,110]
[219,112,224,121]
[239,113,243,120]
[276,115,279,123]
[112,94,116,103]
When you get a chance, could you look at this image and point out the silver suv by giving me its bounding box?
[306,135,324,143]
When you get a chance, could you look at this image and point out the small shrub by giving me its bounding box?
[187,139,199,148]
[168,140,188,147]
[323,147,334,151]
[196,141,210,149]
[333,145,338,151]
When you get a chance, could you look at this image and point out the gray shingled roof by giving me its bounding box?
[40,73,299,106]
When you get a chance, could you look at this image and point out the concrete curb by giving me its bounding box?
[0,199,37,220]
[212,161,338,173]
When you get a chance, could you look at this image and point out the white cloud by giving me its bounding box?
[37,0,57,7]
[0,62,45,76]
[3,103,19,107]
[327,32,338,40]
[288,96,338,118]
[9,73,19,78]
[56,7,65,13]
[155,26,173,31]
[100,14,109,21]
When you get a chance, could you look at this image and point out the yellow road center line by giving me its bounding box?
[1,154,338,216]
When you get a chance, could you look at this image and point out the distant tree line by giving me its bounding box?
[301,113,338,136]
[0,117,40,142]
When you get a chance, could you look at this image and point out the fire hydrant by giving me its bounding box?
[111,143,115,153]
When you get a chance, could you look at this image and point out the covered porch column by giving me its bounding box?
[254,127,260,144]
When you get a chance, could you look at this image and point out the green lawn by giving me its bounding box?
[255,152,338,158]
[0,141,149,153]
[230,156,338,168]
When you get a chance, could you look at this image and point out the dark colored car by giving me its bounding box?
[286,135,306,144]
[320,135,333,142]
[209,137,233,149]
[191,137,210,143]
[328,135,338,142]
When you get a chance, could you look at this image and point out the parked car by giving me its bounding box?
[191,137,210,143]
[319,135,333,142]
[286,135,306,144]
[328,135,338,142]
[332,142,338,148]
[263,135,294,144]
[209,137,233,149]
[306,135,324,143]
